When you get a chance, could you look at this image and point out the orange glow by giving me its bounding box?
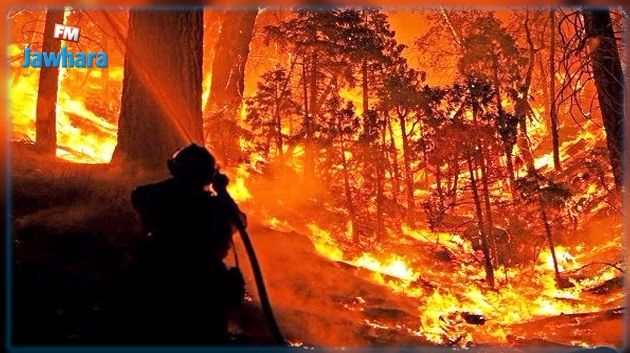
[8,7,623,348]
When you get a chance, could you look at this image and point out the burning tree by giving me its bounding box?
[8,6,625,347]
[35,9,64,156]
[555,8,625,189]
[206,9,258,166]
[378,58,434,225]
[581,9,624,189]
[245,67,300,159]
[320,97,362,241]
[515,171,573,287]
[457,13,523,195]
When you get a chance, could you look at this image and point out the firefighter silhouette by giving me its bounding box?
[123,144,245,344]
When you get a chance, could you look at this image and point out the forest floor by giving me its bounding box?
[9,144,626,348]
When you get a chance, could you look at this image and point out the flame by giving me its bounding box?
[8,9,623,347]
[306,223,344,261]
[202,73,212,112]
[351,253,418,281]
[9,38,121,163]
[304,221,618,346]
[226,164,252,202]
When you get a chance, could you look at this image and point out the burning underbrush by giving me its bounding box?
[8,144,625,348]
[215,159,623,347]
[8,10,625,348]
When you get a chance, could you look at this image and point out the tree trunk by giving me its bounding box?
[112,9,204,169]
[517,11,537,173]
[340,138,358,242]
[398,112,415,222]
[549,9,561,170]
[274,87,284,156]
[387,114,401,203]
[419,121,430,188]
[491,61,516,194]
[375,137,385,239]
[449,157,460,206]
[435,162,445,213]
[304,51,319,176]
[503,143,516,194]
[362,58,369,115]
[301,56,314,177]
[539,197,562,284]
[35,9,64,156]
[517,119,535,172]
[205,9,258,166]
[583,9,624,189]
[467,155,495,288]
[479,147,497,269]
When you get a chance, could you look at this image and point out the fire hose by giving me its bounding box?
[215,174,286,345]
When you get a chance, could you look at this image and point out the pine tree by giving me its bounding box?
[245,67,299,159]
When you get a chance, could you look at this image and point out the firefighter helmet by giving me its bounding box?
[167,144,216,184]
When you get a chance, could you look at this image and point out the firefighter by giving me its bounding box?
[123,144,245,344]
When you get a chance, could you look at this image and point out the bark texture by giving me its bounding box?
[35,9,64,156]
[205,9,258,166]
[113,9,204,169]
[583,9,624,189]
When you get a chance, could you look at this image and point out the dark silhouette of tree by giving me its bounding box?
[549,9,561,170]
[113,9,204,169]
[245,67,299,159]
[516,171,573,287]
[264,10,356,177]
[338,9,398,238]
[458,14,524,193]
[35,9,64,156]
[450,76,499,287]
[582,9,624,189]
[378,59,423,223]
[206,9,258,166]
[321,97,362,241]
[510,9,542,173]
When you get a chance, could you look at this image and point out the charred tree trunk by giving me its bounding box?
[517,11,537,173]
[539,196,563,285]
[387,114,401,203]
[398,112,415,222]
[205,9,257,166]
[362,59,369,115]
[419,121,430,189]
[549,9,561,170]
[340,138,358,242]
[113,9,204,169]
[491,61,516,194]
[301,57,313,177]
[479,148,497,269]
[375,139,385,239]
[449,157,460,206]
[35,9,64,156]
[274,86,284,156]
[435,162,445,214]
[335,105,358,241]
[304,51,319,177]
[467,155,495,288]
[583,9,624,189]
[517,119,535,172]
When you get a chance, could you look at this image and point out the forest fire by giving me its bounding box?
[10,42,120,163]
[8,6,625,349]
[300,220,621,345]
